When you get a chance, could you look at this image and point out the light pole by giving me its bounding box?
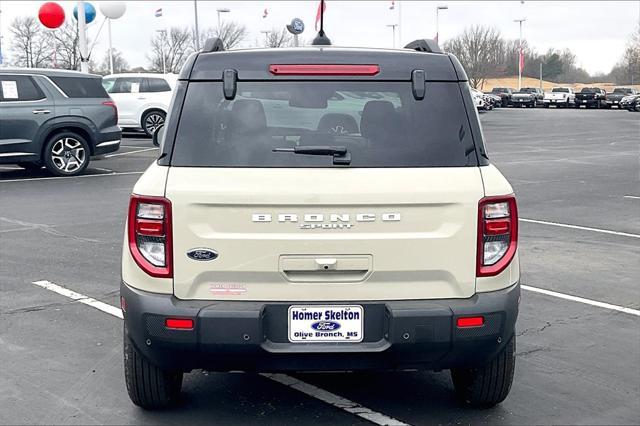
[107,19,113,74]
[261,30,270,47]
[157,29,167,73]
[217,8,230,30]
[77,1,89,73]
[386,24,398,48]
[193,0,200,50]
[436,5,448,44]
[514,18,526,90]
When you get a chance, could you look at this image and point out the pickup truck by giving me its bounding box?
[489,87,514,107]
[511,87,544,108]
[574,87,606,108]
[605,88,638,108]
[543,87,575,108]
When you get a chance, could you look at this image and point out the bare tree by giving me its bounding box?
[50,22,85,70]
[9,17,52,68]
[444,26,505,88]
[98,48,129,74]
[262,27,295,48]
[149,27,194,73]
[199,21,248,50]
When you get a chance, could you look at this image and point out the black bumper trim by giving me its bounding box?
[121,282,520,372]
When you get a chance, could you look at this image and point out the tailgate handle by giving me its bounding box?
[315,258,337,271]
[280,255,372,283]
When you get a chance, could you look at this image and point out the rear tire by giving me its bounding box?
[124,327,183,409]
[451,336,516,407]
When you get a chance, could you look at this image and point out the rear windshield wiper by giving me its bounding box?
[272,146,351,165]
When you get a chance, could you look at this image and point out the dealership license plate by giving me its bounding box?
[288,305,364,342]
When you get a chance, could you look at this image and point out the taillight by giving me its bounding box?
[128,195,172,278]
[477,195,518,277]
[103,100,118,123]
[269,64,380,76]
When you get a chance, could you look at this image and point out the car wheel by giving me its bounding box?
[451,336,516,407]
[43,132,90,177]
[17,162,43,171]
[124,326,183,409]
[142,110,166,137]
[544,104,549,108]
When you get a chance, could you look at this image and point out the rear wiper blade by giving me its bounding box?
[272,146,351,165]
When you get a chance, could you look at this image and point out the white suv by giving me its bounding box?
[102,73,177,136]
[121,39,520,410]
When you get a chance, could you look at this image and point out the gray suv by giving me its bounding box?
[0,69,121,176]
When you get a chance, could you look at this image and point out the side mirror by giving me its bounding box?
[152,125,165,147]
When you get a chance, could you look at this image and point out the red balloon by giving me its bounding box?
[38,2,65,29]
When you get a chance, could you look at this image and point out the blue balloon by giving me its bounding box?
[73,3,96,24]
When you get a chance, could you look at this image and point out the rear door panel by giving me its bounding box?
[167,167,483,301]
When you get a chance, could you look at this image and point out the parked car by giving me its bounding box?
[483,92,502,108]
[620,94,640,112]
[121,38,520,410]
[471,88,490,110]
[489,87,514,107]
[605,87,638,109]
[511,87,544,108]
[0,69,121,176]
[574,87,607,108]
[543,87,575,108]
[102,73,177,136]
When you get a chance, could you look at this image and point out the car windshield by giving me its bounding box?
[491,88,507,93]
[102,78,116,93]
[552,88,569,93]
[613,88,631,94]
[580,88,597,93]
[171,81,478,168]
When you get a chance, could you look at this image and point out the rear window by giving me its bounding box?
[50,76,109,98]
[552,88,569,93]
[580,88,596,93]
[171,81,477,168]
[613,88,631,94]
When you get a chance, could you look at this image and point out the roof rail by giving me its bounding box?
[404,39,442,54]
[202,37,225,53]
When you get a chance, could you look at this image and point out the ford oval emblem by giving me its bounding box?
[311,321,341,331]
[187,248,218,261]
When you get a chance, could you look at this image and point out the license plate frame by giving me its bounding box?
[288,305,364,343]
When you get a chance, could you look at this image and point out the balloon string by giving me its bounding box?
[87,17,108,60]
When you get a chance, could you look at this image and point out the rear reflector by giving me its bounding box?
[269,64,380,76]
[484,219,510,235]
[135,219,164,236]
[457,316,484,328]
[165,318,194,330]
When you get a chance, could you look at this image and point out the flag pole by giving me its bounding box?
[193,0,200,51]
[78,1,89,73]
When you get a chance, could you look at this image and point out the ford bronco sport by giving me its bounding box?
[121,37,520,409]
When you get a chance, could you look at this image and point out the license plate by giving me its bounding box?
[288,305,364,342]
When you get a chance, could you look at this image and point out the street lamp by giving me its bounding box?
[436,5,448,44]
[514,18,526,90]
[386,24,398,48]
[156,29,167,74]
[217,8,230,30]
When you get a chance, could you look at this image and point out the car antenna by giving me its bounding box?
[312,0,331,46]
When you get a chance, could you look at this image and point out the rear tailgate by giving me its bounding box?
[167,167,483,301]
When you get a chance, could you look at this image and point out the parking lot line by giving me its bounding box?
[0,171,143,183]
[32,280,123,319]
[104,148,157,158]
[624,195,640,200]
[522,285,640,316]
[261,373,408,426]
[520,218,640,239]
[30,279,410,425]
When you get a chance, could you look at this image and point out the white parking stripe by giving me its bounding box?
[0,171,143,183]
[520,218,640,239]
[522,285,640,316]
[262,373,409,426]
[31,280,410,425]
[32,280,123,319]
[104,148,157,158]
[624,195,640,200]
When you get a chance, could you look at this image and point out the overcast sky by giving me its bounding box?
[1,1,639,74]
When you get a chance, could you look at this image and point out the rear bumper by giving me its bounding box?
[93,129,122,155]
[121,281,520,372]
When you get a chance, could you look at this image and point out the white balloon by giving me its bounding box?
[100,2,126,20]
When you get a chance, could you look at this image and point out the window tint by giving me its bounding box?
[0,75,45,101]
[552,88,569,93]
[49,76,109,98]
[111,77,144,93]
[171,81,477,168]
[145,78,171,92]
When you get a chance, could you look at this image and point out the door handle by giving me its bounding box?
[32,109,51,114]
[137,97,147,100]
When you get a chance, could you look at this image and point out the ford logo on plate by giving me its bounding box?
[186,248,218,261]
[311,321,341,331]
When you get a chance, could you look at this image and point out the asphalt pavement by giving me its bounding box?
[1,109,638,425]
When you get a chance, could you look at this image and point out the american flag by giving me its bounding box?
[154,8,163,18]
[263,8,268,18]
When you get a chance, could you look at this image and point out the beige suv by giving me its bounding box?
[121,38,520,409]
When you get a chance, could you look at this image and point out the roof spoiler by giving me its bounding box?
[202,37,225,53]
[404,39,442,54]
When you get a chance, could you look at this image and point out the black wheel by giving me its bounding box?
[124,326,183,409]
[543,104,549,108]
[17,162,42,171]
[451,336,516,407]
[142,110,166,137]
[43,132,90,177]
